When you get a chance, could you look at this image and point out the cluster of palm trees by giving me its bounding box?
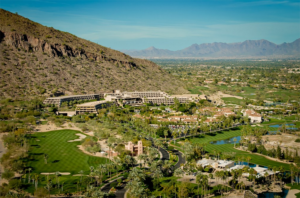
[196,172,209,198]
[290,164,300,185]
[137,147,159,167]
[125,167,148,197]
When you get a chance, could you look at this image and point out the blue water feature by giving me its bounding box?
[234,162,269,169]
[269,124,295,128]
[210,136,241,145]
[268,124,298,134]
[234,162,256,168]
[258,189,289,198]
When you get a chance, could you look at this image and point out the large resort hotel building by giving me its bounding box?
[75,101,110,114]
[105,90,191,105]
[44,90,196,114]
[43,94,103,107]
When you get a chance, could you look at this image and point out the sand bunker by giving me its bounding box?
[68,133,86,142]
[41,172,70,175]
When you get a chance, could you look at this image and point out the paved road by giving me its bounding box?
[101,182,112,193]
[158,147,170,161]
[174,150,185,169]
[102,182,126,198]
[101,176,124,195]
[115,184,126,198]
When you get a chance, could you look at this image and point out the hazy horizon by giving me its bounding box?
[1,0,299,51]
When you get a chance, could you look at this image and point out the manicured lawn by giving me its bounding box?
[27,130,108,174]
[172,128,290,170]
[188,86,209,94]
[222,97,244,105]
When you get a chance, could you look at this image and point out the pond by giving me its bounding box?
[269,124,296,128]
[268,124,298,134]
[258,189,289,198]
[210,136,241,145]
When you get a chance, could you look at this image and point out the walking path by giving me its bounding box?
[286,189,300,198]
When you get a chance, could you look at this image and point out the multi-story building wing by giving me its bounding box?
[43,94,103,106]
[75,101,111,114]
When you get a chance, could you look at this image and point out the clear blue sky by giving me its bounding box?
[1,0,300,50]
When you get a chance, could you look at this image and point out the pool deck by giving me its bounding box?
[286,189,300,198]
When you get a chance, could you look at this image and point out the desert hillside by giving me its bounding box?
[0,9,187,99]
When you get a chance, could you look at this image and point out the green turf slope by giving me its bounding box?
[28,130,107,174]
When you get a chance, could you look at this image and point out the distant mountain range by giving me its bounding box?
[123,39,300,58]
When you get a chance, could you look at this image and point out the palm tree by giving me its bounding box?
[164,129,168,141]
[98,164,107,185]
[290,165,295,185]
[28,168,32,183]
[172,131,178,144]
[202,175,208,198]
[55,171,60,188]
[246,156,251,166]
[124,155,132,171]
[174,168,184,177]
[152,169,163,188]
[233,137,237,147]
[33,173,39,190]
[79,170,84,182]
[183,128,188,138]
[196,172,202,198]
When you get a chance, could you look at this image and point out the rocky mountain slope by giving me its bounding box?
[123,39,300,58]
[0,9,187,99]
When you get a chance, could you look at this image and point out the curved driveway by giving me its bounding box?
[174,150,185,169]
[158,147,170,161]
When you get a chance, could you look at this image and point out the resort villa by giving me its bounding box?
[197,158,235,170]
[242,109,262,123]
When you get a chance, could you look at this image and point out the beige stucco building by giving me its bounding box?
[125,141,143,156]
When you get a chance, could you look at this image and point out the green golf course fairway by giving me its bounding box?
[172,128,290,170]
[27,130,108,174]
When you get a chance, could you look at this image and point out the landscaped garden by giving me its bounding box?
[171,128,291,170]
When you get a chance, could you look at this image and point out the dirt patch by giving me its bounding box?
[262,133,300,152]
[34,122,82,132]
